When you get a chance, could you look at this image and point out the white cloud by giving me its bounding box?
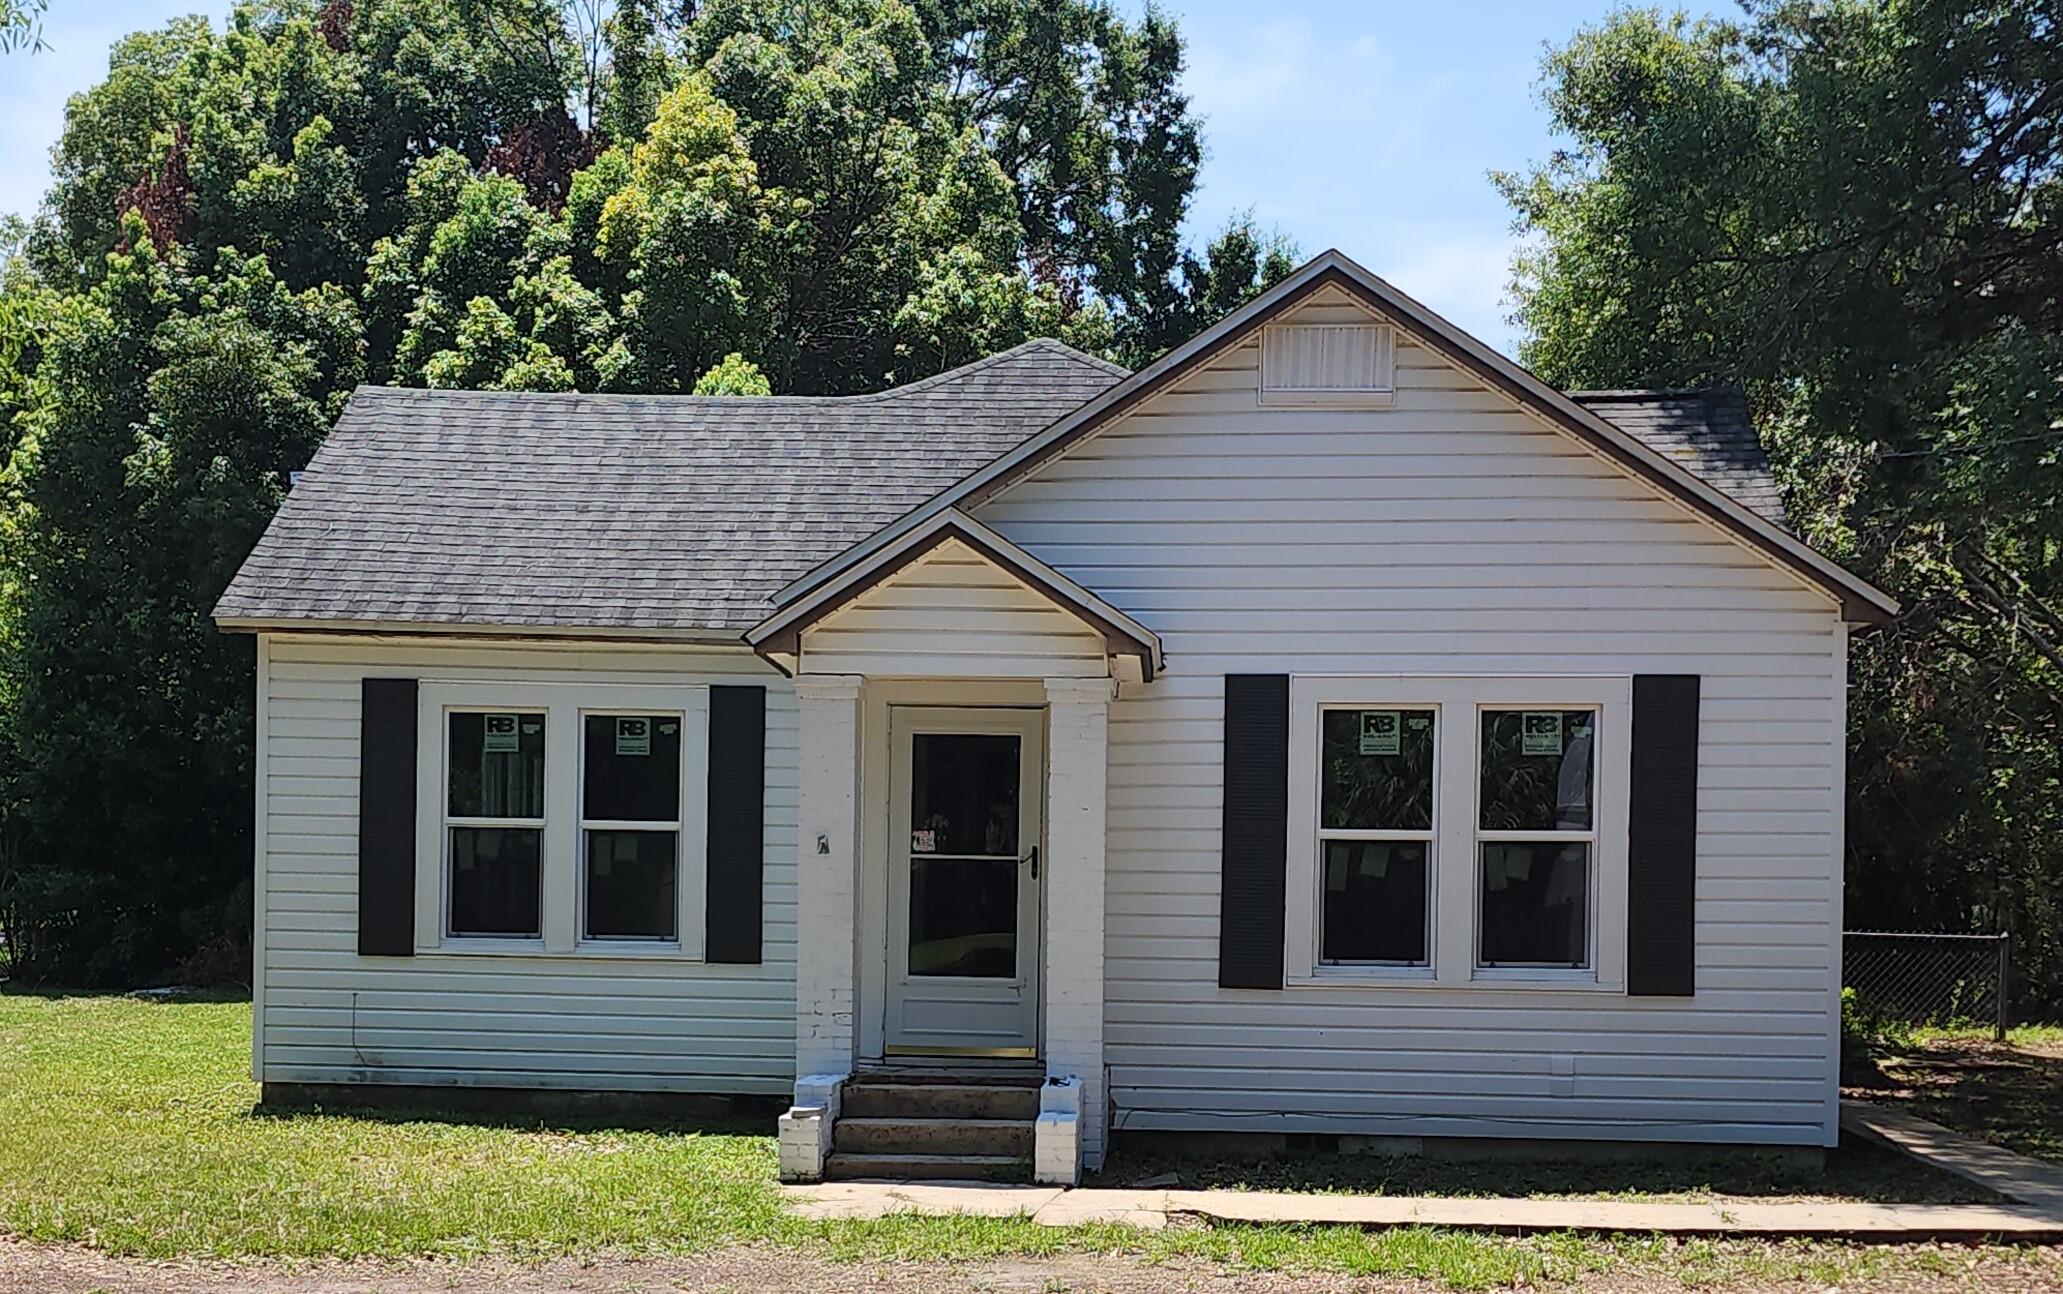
[1183,18,1401,140]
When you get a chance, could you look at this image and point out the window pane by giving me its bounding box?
[1478,841,1590,967]
[1321,709,1435,830]
[449,712,545,819]
[1321,839,1429,964]
[585,829,679,940]
[1480,710,1594,831]
[583,714,682,822]
[910,733,1019,856]
[908,857,1017,977]
[449,827,541,937]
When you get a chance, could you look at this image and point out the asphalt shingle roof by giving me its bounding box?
[1572,388,1788,528]
[214,339,1129,635]
[215,348,1787,636]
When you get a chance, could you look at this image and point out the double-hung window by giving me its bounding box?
[581,713,683,942]
[1316,707,1434,966]
[1287,677,1628,989]
[1475,708,1597,971]
[446,711,547,938]
[420,683,710,957]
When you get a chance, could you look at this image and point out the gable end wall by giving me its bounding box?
[974,290,1848,1146]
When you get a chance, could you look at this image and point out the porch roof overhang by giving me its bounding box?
[745,508,1164,681]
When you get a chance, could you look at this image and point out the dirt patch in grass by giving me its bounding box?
[1847,1034,2063,1167]
[7,1238,2063,1294]
[1092,1137,1993,1205]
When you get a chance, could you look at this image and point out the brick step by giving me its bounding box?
[833,1115,1033,1157]
[842,1082,1041,1121]
[823,1151,1031,1183]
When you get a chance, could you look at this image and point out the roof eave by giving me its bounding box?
[215,615,757,646]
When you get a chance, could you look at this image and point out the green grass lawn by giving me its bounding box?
[2,989,2059,1292]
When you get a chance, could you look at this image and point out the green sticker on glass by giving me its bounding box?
[1358,710,1401,756]
[483,713,519,753]
[1521,711,1563,756]
[615,716,651,756]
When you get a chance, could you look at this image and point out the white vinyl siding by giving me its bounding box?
[800,536,1110,678]
[256,635,795,1095]
[974,285,1847,1147]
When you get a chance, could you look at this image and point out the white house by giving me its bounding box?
[214,251,1896,1186]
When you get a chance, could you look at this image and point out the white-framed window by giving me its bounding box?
[444,708,548,939]
[1475,707,1597,972]
[580,711,684,943]
[1285,676,1629,990]
[1315,705,1436,968]
[415,682,710,959]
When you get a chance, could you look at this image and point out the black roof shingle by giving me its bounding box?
[215,347,1786,635]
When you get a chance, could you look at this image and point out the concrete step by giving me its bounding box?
[823,1151,1031,1182]
[842,1082,1041,1121]
[833,1115,1034,1157]
[851,1065,1042,1088]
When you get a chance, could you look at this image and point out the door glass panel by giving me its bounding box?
[909,857,1018,977]
[910,733,1020,857]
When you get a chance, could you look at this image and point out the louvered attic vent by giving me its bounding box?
[1259,322,1395,406]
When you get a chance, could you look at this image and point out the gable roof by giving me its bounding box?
[745,508,1164,678]
[212,340,1127,637]
[775,250,1897,625]
[215,252,1889,640]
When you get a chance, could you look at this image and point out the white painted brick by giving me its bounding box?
[1034,1110,1081,1185]
[1043,678,1113,1169]
[794,676,864,1078]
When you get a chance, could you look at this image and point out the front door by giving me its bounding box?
[885,707,1043,1056]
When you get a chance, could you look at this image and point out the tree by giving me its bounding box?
[1500,1,2063,1014]
[692,350,771,394]
[0,0,1293,984]
[0,0,48,53]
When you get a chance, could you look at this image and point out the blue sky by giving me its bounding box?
[0,0,1727,355]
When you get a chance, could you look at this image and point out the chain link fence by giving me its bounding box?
[1843,930,2009,1041]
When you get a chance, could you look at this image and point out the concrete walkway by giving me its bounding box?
[789,1105,2063,1240]
[1843,1098,2063,1212]
[783,1181,2063,1240]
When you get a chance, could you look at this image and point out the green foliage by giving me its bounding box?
[693,352,772,395]
[1502,2,2063,1016]
[0,0,1297,984]
[0,0,46,53]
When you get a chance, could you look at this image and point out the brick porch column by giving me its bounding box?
[1042,675,1115,1177]
[793,674,864,1080]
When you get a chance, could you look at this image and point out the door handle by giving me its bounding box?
[1022,846,1039,880]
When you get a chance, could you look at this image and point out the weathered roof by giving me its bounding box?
[216,314,1829,639]
[1573,388,1787,527]
[212,339,1129,636]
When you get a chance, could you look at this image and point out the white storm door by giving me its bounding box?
[884,707,1044,1056]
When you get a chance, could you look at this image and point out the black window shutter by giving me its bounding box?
[1219,674,1289,989]
[705,685,767,964]
[358,677,419,957]
[1628,674,1700,996]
